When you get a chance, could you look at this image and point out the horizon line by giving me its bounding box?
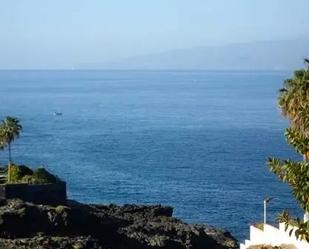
[0,69,293,72]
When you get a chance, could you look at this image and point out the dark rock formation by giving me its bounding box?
[0,199,238,249]
[0,236,101,249]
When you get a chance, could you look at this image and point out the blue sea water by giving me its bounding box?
[0,70,302,240]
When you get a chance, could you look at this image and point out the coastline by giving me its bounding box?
[0,198,238,249]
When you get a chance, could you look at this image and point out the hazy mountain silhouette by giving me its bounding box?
[84,37,309,70]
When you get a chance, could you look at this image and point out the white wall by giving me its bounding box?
[240,223,309,249]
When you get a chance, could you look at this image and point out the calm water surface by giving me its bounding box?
[0,70,302,240]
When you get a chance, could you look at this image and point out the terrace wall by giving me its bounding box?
[0,182,66,204]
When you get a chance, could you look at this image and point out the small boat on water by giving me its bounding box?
[54,112,63,116]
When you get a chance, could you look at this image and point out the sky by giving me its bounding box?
[0,0,309,69]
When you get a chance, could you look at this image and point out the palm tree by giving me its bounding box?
[0,117,22,163]
[0,134,5,150]
[0,117,22,182]
[268,59,309,241]
[278,64,309,134]
[0,134,5,160]
[278,60,309,160]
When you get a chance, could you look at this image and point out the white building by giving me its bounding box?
[240,222,309,249]
[240,199,309,249]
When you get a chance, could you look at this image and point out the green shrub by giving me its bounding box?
[8,165,59,184]
[21,175,35,184]
[32,168,59,184]
[9,164,33,183]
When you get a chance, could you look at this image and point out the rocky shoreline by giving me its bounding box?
[0,198,238,249]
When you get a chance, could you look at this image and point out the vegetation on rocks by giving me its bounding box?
[8,164,59,184]
[9,164,33,183]
[31,167,59,184]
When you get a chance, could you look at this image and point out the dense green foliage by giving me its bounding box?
[32,168,59,184]
[267,59,309,241]
[8,164,59,184]
[9,164,33,183]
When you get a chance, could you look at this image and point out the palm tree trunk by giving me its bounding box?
[8,143,11,183]
[8,142,11,164]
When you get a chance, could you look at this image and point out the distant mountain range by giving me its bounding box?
[85,37,309,70]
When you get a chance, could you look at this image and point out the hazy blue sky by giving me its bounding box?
[1,0,308,69]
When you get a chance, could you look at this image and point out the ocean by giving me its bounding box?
[0,70,302,240]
